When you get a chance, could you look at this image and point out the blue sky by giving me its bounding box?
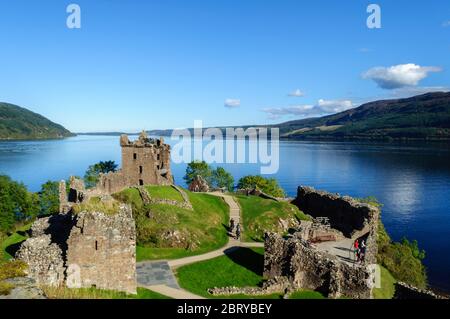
[0,0,449,132]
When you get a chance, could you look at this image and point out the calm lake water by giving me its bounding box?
[1,135,450,292]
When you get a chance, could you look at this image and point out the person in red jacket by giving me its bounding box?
[354,239,360,262]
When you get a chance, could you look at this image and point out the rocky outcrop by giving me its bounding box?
[0,277,46,300]
[188,175,210,193]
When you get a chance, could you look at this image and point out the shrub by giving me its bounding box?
[237,175,285,198]
[0,260,28,281]
[38,181,60,216]
[0,175,39,233]
[377,221,427,288]
[0,282,14,295]
[183,160,213,186]
[212,167,234,191]
[184,161,235,191]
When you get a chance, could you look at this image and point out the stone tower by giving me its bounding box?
[96,131,173,194]
[120,131,173,187]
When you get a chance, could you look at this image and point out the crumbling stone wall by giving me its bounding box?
[16,235,65,287]
[292,186,379,238]
[263,233,375,299]
[394,282,448,299]
[66,205,136,294]
[16,205,137,294]
[295,220,345,243]
[292,186,379,264]
[97,170,128,195]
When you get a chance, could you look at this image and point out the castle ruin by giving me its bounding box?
[17,176,137,294]
[263,186,380,298]
[97,131,173,194]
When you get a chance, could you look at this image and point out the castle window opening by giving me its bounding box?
[157,165,160,170]
[139,166,143,174]
[95,240,98,250]
[133,153,137,160]
[139,179,144,186]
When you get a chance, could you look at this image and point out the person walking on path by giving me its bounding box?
[235,223,241,240]
[229,218,235,233]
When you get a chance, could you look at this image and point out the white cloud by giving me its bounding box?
[442,21,450,27]
[262,99,354,120]
[288,89,305,97]
[363,63,442,89]
[224,98,240,108]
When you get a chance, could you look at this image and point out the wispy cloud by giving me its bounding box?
[359,48,371,53]
[442,21,450,27]
[262,99,354,120]
[224,98,241,108]
[288,89,305,97]
[363,63,442,89]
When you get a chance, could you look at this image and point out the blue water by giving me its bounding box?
[1,135,450,292]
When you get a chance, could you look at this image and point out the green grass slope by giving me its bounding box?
[113,187,229,261]
[0,102,73,140]
[236,195,311,242]
[176,247,281,299]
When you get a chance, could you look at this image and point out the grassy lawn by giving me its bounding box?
[287,290,325,299]
[146,185,184,202]
[1,223,32,260]
[373,265,396,299]
[235,195,311,242]
[42,286,171,299]
[176,247,282,299]
[115,187,229,261]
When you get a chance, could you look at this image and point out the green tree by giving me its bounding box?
[183,160,213,186]
[212,167,234,192]
[39,181,60,216]
[0,175,38,232]
[237,175,285,198]
[84,160,118,188]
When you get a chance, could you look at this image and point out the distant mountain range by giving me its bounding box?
[274,92,450,140]
[6,92,449,141]
[135,92,449,141]
[0,103,74,140]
